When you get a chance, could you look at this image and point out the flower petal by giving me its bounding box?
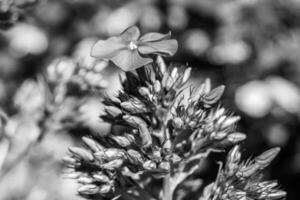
[91,37,126,59]
[138,39,178,56]
[139,31,171,42]
[120,26,141,42]
[111,50,153,71]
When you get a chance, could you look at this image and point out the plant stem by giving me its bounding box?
[163,174,173,200]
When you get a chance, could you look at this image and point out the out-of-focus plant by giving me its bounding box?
[0,57,107,180]
[64,26,286,200]
[0,0,41,29]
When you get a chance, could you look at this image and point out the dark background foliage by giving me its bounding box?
[0,0,300,199]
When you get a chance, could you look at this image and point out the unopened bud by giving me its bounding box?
[93,173,110,183]
[63,156,78,165]
[78,177,94,184]
[78,184,99,195]
[158,161,171,172]
[182,67,192,84]
[104,148,126,161]
[68,147,94,162]
[202,85,225,105]
[105,106,122,117]
[101,159,123,170]
[82,137,104,152]
[156,55,166,73]
[99,184,112,194]
[64,172,80,179]
[127,149,144,165]
[123,115,152,148]
[121,100,147,113]
[154,80,161,93]
[94,151,106,163]
[255,147,280,169]
[143,160,157,170]
[171,67,178,78]
[262,191,287,199]
[227,132,246,143]
[138,87,152,99]
[111,135,132,147]
[221,116,240,129]
[225,145,241,176]
[213,131,227,140]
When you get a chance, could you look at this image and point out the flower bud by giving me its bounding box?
[68,147,94,162]
[82,137,104,152]
[63,156,78,166]
[93,173,110,183]
[105,106,122,117]
[121,100,147,113]
[111,135,132,147]
[212,131,227,140]
[154,80,161,93]
[255,147,280,169]
[202,85,225,105]
[63,172,80,179]
[158,161,171,172]
[143,160,157,170]
[127,149,144,165]
[104,148,126,161]
[221,116,240,129]
[123,115,152,148]
[78,177,94,184]
[227,132,246,144]
[198,78,211,95]
[261,191,287,199]
[78,184,99,195]
[94,151,106,163]
[182,67,192,84]
[99,184,112,194]
[225,145,241,176]
[151,150,162,162]
[171,67,178,78]
[101,159,123,170]
[237,164,260,178]
[156,55,166,73]
[138,87,152,99]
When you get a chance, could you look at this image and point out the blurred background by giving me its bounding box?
[0,0,300,199]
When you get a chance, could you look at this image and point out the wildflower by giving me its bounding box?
[91,26,178,71]
[64,56,246,199]
[65,28,285,200]
[200,146,286,200]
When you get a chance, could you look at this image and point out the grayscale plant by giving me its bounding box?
[64,26,286,200]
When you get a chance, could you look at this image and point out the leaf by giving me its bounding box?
[111,49,153,71]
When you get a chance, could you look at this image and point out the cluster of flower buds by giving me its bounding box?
[64,137,124,198]
[46,57,108,93]
[65,56,248,199]
[172,79,245,159]
[200,146,286,200]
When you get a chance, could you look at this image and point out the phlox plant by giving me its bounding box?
[64,26,286,200]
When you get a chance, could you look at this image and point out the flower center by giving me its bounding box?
[128,41,138,50]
